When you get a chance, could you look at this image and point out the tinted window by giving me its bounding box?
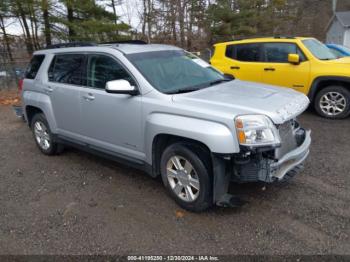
[226,44,262,62]
[87,55,135,89]
[263,43,305,63]
[225,45,235,59]
[48,54,86,85]
[25,55,45,79]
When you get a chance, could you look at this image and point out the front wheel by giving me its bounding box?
[160,143,212,212]
[314,86,350,119]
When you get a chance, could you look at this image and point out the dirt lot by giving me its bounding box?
[0,104,349,255]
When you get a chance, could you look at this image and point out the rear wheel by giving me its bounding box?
[314,86,350,119]
[31,113,63,155]
[160,143,212,212]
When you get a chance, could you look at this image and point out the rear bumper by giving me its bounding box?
[12,105,24,118]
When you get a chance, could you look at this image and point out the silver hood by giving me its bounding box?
[172,80,310,124]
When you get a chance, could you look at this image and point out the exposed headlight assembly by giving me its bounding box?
[235,115,280,147]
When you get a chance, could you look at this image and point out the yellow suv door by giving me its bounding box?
[260,42,311,94]
[211,43,265,83]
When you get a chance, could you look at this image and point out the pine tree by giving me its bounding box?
[207,0,291,43]
[57,0,131,42]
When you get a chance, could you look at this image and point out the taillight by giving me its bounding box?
[18,79,24,94]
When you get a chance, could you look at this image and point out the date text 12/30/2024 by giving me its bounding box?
[127,255,219,261]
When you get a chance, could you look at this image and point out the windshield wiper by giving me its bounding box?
[208,78,232,86]
[167,78,233,94]
[167,88,201,94]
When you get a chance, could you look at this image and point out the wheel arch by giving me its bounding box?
[25,105,43,126]
[151,134,212,178]
[144,113,238,171]
[308,76,350,102]
[22,91,57,133]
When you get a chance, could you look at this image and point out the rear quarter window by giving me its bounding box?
[25,55,45,79]
[225,45,235,59]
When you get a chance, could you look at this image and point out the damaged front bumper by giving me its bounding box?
[212,126,311,207]
[232,126,311,184]
[270,130,311,181]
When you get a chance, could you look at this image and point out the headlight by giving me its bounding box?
[235,115,280,147]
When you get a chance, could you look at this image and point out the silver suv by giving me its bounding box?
[21,42,311,212]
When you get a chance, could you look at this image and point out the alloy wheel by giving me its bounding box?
[34,121,51,150]
[166,155,200,202]
[319,91,347,116]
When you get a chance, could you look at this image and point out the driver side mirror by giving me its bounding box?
[105,79,138,95]
[288,54,300,65]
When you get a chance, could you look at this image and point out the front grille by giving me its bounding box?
[275,120,298,159]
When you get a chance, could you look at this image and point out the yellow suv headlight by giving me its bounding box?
[235,115,281,147]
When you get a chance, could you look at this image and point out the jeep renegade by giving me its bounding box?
[211,37,350,119]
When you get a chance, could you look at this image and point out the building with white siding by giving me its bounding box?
[326,11,350,48]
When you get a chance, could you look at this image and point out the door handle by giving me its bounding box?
[264,67,276,71]
[230,66,240,70]
[83,93,95,101]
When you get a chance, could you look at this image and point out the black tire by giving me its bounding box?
[314,85,350,119]
[31,113,63,155]
[160,143,212,212]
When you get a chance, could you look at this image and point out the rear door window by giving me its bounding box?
[48,54,86,85]
[225,44,263,62]
[25,55,45,79]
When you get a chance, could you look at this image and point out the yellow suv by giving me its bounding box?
[210,37,350,119]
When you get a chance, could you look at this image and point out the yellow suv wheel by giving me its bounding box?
[314,86,350,119]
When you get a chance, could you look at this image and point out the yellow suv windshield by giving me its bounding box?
[302,39,338,60]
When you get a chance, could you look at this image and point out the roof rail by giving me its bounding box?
[100,40,148,45]
[45,42,97,49]
[229,36,296,42]
[274,36,296,39]
[230,36,271,41]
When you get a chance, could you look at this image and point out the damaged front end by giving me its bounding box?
[213,118,311,207]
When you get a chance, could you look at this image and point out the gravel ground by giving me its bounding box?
[0,105,349,255]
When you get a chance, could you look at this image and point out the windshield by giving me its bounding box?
[303,39,338,60]
[127,50,226,94]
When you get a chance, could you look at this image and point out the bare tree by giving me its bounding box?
[13,0,34,54]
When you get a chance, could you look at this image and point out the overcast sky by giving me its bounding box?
[6,0,141,36]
